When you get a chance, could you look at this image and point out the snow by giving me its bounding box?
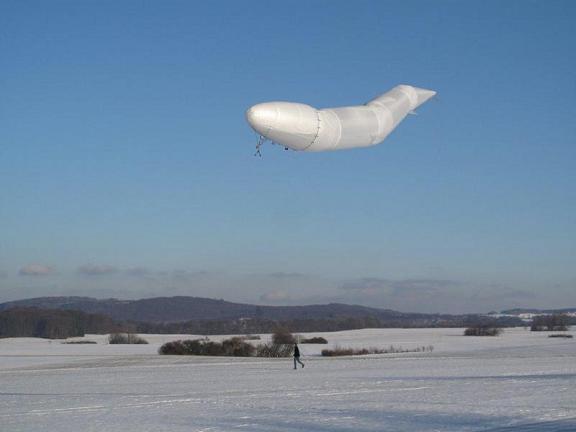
[1,328,575,431]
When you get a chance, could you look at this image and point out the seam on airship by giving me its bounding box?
[301,109,322,151]
[397,85,418,110]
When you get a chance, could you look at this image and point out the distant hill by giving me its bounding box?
[0,296,524,328]
[0,296,430,323]
[0,296,530,336]
[501,308,576,315]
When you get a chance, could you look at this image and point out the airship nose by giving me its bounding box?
[245,101,321,151]
[246,103,278,135]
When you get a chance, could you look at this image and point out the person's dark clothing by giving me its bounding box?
[293,344,304,369]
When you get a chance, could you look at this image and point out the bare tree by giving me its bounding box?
[531,314,569,332]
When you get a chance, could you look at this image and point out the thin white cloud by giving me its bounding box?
[19,264,56,277]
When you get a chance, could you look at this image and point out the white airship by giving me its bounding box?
[246,84,436,154]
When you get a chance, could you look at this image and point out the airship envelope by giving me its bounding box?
[246,85,436,152]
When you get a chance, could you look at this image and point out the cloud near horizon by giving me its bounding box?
[77,264,118,276]
[469,287,537,302]
[260,290,290,303]
[77,266,207,280]
[2,264,568,314]
[266,272,308,280]
[124,267,152,277]
[331,277,551,314]
[19,264,56,277]
[340,277,460,296]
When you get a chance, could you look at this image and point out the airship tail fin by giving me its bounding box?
[412,87,437,108]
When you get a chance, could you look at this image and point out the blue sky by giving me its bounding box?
[1,0,575,312]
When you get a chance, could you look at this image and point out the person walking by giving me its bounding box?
[293,343,304,369]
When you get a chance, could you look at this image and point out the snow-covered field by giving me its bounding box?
[1,328,575,431]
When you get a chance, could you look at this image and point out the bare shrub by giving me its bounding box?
[221,337,256,356]
[464,325,503,336]
[158,337,254,356]
[531,314,569,332]
[272,327,296,345]
[255,343,293,357]
[321,346,354,357]
[159,340,193,355]
[301,337,328,344]
[62,340,98,344]
[108,333,149,344]
[159,337,292,358]
[322,345,433,357]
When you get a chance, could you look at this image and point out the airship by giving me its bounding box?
[246,84,436,154]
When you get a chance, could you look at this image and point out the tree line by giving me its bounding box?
[0,308,127,338]
[0,307,526,339]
